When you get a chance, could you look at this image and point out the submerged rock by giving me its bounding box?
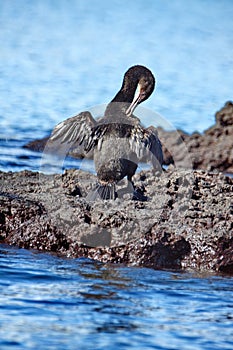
[0,168,232,273]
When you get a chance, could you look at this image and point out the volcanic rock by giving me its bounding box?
[0,168,232,273]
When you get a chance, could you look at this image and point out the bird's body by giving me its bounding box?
[48,65,163,200]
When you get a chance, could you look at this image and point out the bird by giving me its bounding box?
[47,65,163,200]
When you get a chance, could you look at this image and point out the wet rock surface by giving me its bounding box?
[24,101,233,173]
[0,168,232,273]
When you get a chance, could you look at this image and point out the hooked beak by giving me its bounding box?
[126,85,145,116]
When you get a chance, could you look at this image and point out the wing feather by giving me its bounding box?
[130,125,163,169]
[144,126,164,168]
[44,111,97,158]
[50,111,96,146]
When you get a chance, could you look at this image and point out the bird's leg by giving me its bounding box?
[128,175,148,201]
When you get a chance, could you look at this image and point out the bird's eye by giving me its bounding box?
[140,90,146,99]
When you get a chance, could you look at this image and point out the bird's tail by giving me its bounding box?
[86,182,117,201]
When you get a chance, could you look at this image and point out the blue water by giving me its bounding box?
[0,245,232,350]
[0,1,233,348]
[1,0,233,171]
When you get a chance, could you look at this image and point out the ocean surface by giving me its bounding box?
[0,245,233,350]
[0,1,233,349]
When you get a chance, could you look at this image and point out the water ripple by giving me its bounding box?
[0,246,232,350]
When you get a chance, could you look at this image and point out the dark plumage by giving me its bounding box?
[48,65,163,200]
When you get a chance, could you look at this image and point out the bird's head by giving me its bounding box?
[124,65,155,116]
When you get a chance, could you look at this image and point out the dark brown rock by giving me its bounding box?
[0,168,232,273]
[158,101,233,173]
[23,137,50,152]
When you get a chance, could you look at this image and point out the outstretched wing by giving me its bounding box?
[130,125,163,170]
[145,126,164,168]
[44,111,97,158]
[50,111,96,146]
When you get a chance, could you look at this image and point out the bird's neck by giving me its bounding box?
[111,89,135,103]
[104,82,138,118]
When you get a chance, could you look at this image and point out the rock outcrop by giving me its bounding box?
[1,168,232,273]
[160,101,233,173]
